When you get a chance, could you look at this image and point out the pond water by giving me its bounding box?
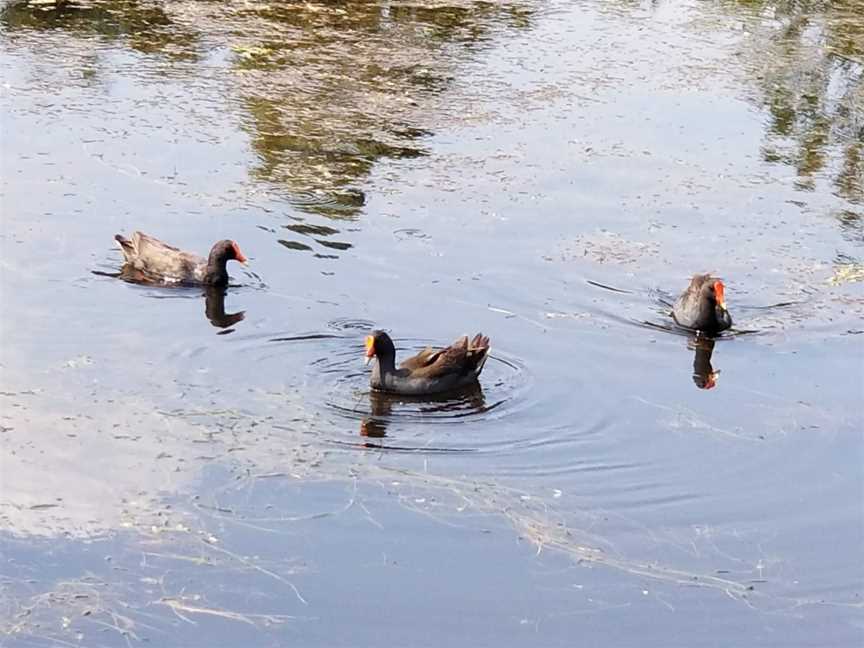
[1,0,862,646]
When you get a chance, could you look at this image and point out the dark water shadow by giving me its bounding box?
[634,318,759,340]
[586,278,635,294]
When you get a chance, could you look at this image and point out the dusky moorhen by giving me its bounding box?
[114,231,247,286]
[672,274,732,334]
[364,330,490,396]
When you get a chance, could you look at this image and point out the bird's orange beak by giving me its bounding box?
[232,242,248,265]
[714,280,726,310]
[364,335,375,365]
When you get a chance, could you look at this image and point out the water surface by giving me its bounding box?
[1,1,862,646]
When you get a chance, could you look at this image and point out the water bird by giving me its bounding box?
[672,274,732,334]
[114,231,247,286]
[364,330,490,396]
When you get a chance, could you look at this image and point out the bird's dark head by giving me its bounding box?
[209,240,248,265]
[698,277,727,310]
[705,279,732,331]
[364,330,395,365]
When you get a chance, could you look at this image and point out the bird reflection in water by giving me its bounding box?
[94,268,245,331]
[689,336,719,390]
[359,418,389,438]
[359,389,394,438]
[358,386,487,446]
[204,286,245,330]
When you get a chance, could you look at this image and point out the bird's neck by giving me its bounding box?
[204,254,229,286]
[372,353,396,381]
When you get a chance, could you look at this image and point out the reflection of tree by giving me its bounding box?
[3,1,533,220]
[723,1,863,206]
[214,1,534,218]
[0,0,200,61]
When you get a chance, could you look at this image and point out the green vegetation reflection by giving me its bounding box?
[2,0,535,218]
[725,0,863,205]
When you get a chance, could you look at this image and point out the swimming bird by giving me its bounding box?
[672,274,732,334]
[114,231,247,286]
[364,330,490,396]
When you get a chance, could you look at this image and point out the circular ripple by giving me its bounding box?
[393,228,431,241]
[326,317,376,332]
[209,329,604,470]
[308,338,534,432]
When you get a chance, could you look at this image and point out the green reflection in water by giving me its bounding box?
[2,0,535,219]
[0,0,201,60]
[723,0,862,206]
[223,1,535,218]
